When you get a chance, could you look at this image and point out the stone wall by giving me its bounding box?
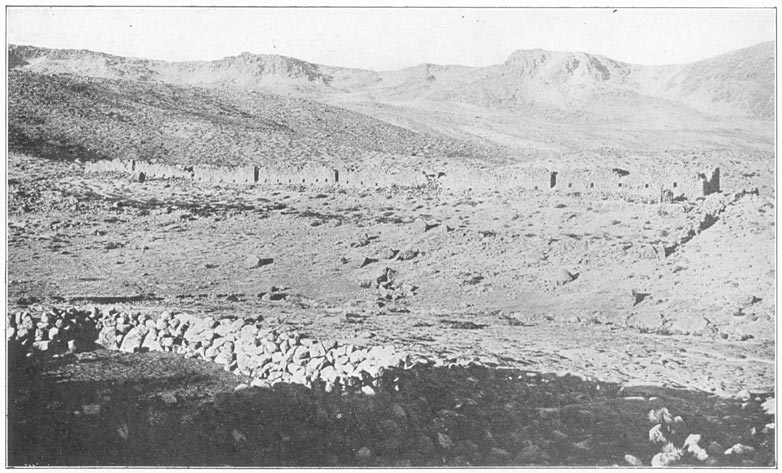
[83,158,719,200]
[439,165,718,200]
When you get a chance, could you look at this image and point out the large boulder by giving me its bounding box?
[119,326,149,353]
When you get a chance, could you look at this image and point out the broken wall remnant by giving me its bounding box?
[82,158,720,201]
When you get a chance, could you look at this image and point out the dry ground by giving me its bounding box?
[6,152,776,466]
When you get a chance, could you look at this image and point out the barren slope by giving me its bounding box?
[9,70,501,167]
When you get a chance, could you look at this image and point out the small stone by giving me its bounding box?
[214,352,234,366]
[377,247,397,259]
[250,378,271,388]
[361,385,376,395]
[725,443,755,456]
[572,439,592,451]
[736,389,752,401]
[651,450,681,467]
[648,407,674,424]
[649,424,667,444]
[48,327,60,341]
[684,434,709,461]
[293,345,310,360]
[320,365,338,383]
[141,333,162,352]
[82,404,101,415]
[437,432,454,450]
[355,446,371,459]
[116,422,130,440]
[234,383,250,392]
[160,393,178,405]
[231,429,247,442]
[159,336,175,348]
[396,246,419,261]
[551,268,575,286]
[309,342,326,358]
[244,255,273,269]
[411,218,428,234]
[97,328,119,349]
[761,397,775,415]
[624,454,644,466]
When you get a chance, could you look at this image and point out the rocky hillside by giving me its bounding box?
[8,69,499,167]
[9,42,775,121]
[645,41,775,120]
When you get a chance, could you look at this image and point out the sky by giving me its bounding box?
[7,6,776,70]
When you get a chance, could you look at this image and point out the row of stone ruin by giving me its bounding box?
[85,159,721,200]
[6,306,451,395]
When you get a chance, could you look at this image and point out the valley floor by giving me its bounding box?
[6,153,776,466]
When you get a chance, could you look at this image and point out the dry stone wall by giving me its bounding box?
[84,158,719,200]
[440,165,719,200]
[7,306,426,395]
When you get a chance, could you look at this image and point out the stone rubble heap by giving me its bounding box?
[7,306,101,353]
[641,406,761,467]
[8,306,419,394]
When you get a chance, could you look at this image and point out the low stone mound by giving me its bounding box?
[7,306,431,395]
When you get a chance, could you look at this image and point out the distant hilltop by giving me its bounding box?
[8,41,775,120]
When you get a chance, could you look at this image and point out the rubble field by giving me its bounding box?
[6,152,776,466]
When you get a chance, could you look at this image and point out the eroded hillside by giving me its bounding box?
[9,70,503,168]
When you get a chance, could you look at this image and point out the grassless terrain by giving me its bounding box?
[6,42,776,467]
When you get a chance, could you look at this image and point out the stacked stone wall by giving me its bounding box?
[83,158,719,200]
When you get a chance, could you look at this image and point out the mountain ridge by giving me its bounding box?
[8,41,774,166]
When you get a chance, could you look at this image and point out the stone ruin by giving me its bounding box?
[85,159,720,201]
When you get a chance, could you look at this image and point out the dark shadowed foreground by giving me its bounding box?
[8,345,774,467]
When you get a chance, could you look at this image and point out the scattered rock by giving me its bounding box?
[651,445,682,467]
[649,424,667,444]
[159,393,178,405]
[516,444,552,464]
[684,434,709,461]
[411,218,429,234]
[231,429,247,443]
[437,432,454,450]
[624,454,644,466]
[396,246,419,261]
[82,404,101,415]
[761,397,775,415]
[355,446,372,459]
[376,247,397,259]
[96,327,118,350]
[550,268,575,286]
[244,255,273,269]
[725,443,755,456]
[359,257,378,268]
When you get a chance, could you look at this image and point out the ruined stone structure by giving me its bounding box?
[84,159,720,201]
[439,165,720,200]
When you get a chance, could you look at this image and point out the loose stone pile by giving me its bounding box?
[641,406,764,467]
[8,306,416,395]
[7,306,101,353]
